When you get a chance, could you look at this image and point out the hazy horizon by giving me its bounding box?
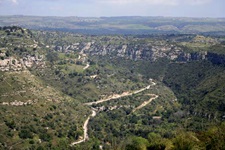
[0,0,224,18]
[1,15,225,19]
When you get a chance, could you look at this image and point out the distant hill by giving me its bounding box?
[0,16,225,35]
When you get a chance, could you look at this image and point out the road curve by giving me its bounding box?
[71,80,156,146]
[83,62,90,70]
[131,94,159,113]
[70,109,96,146]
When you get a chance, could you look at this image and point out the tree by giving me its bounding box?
[147,133,169,150]
[46,51,59,63]
[39,133,52,142]
[5,120,16,129]
[19,129,33,139]
[172,131,200,150]
[125,137,149,150]
[200,124,225,150]
[5,50,11,57]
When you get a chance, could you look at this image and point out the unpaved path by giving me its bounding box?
[83,62,90,70]
[131,94,158,113]
[71,81,156,146]
[84,85,151,106]
[70,109,96,146]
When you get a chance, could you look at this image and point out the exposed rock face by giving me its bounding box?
[0,54,45,72]
[72,42,208,62]
[0,57,24,71]
[53,40,221,64]
[176,51,208,62]
[1,99,37,106]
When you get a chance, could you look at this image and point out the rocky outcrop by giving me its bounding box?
[0,57,24,71]
[74,42,208,62]
[175,51,208,62]
[52,40,222,64]
[1,99,38,106]
[0,54,45,72]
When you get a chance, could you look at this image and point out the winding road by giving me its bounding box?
[71,80,157,146]
[70,109,96,146]
[84,85,151,106]
[131,94,158,113]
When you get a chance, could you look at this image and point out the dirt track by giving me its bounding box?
[71,80,156,146]
[131,94,158,113]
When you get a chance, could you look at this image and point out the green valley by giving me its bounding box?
[0,24,225,150]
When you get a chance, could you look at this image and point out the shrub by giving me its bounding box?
[19,129,33,139]
[39,133,52,142]
[125,137,149,150]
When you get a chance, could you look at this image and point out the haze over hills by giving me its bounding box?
[0,0,224,17]
[1,16,225,35]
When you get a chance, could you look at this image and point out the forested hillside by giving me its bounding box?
[0,26,225,149]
